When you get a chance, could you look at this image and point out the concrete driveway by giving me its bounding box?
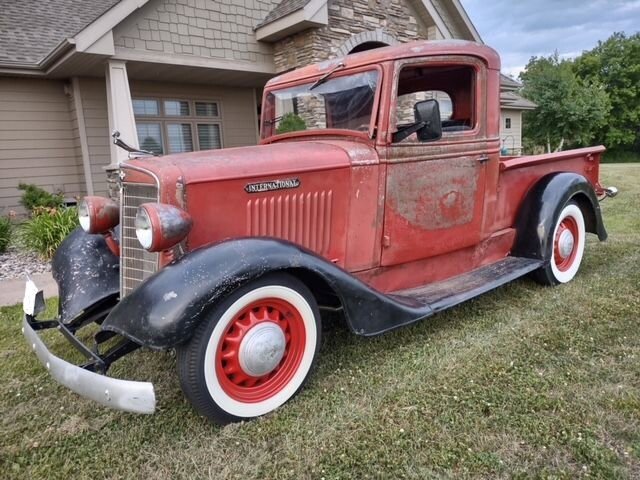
[0,273,56,307]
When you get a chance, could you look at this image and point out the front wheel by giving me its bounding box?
[177,273,321,424]
[533,201,586,285]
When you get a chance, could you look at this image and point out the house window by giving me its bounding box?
[505,117,512,129]
[133,97,223,155]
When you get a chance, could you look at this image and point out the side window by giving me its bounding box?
[393,65,475,143]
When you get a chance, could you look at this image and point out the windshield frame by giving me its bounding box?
[260,64,384,144]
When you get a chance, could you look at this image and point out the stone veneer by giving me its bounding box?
[273,0,439,73]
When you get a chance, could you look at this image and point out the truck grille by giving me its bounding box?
[120,182,159,297]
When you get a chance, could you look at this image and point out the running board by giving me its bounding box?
[390,257,542,313]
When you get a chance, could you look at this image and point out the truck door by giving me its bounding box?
[380,57,491,266]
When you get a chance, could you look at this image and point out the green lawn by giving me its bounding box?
[1,164,638,479]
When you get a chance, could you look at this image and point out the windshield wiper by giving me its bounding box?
[309,62,345,91]
[263,115,283,126]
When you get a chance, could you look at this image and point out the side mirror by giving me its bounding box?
[414,99,442,142]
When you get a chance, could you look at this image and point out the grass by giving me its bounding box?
[1,164,639,479]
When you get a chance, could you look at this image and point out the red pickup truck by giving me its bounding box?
[22,40,617,424]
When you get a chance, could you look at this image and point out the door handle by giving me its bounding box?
[478,155,490,164]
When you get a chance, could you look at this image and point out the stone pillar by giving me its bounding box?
[104,60,138,200]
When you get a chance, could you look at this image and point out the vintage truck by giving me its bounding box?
[22,40,618,425]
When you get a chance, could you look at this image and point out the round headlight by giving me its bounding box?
[135,207,153,249]
[135,203,192,252]
[78,196,119,234]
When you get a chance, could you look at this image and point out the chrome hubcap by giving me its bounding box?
[558,229,575,259]
[238,323,286,377]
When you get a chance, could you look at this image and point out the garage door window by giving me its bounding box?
[133,98,223,155]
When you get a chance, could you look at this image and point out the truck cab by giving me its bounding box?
[22,40,615,425]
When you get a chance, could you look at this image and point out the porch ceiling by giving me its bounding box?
[124,61,274,87]
[45,53,274,87]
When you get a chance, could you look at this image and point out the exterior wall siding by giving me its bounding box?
[0,78,85,213]
[274,0,435,72]
[113,0,277,67]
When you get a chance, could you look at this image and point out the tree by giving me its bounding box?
[520,53,610,152]
[573,32,640,150]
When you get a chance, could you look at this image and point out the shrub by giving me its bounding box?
[0,217,10,254]
[20,207,79,259]
[602,149,640,163]
[276,113,307,135]
[18,183,64,211]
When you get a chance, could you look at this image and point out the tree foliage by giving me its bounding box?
[573,32,640,150]
[520,32,640,153]
[520,53,610,152]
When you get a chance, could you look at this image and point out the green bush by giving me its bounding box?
[276,113,307,135]
[602,149,640,163]
[20,207,79,259]
[0,217,10,254]
[18,183,64,211]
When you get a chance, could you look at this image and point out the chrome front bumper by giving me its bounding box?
[22,315,156,415]
[22,315,156,413]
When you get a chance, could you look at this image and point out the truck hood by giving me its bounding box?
[123,140,377,185]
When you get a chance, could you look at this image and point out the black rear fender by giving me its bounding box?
[512,172,607,261]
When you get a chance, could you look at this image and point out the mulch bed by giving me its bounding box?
[0,246,50,281]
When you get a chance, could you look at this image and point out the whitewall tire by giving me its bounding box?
[534,201,586,285]
[177,273,321,424]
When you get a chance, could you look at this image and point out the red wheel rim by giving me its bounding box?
[553,216,579,272]
[215,298,306,403]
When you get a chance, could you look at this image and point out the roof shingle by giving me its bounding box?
[0,0,120,66]
[256,0,311,29]
[501,91,537,110]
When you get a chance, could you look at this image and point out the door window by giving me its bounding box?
[393,65,476,143]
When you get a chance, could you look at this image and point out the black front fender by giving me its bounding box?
[102,238,432,349]
[52,227,120,324]
[512,172,607,261]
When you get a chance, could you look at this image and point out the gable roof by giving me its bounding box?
[0,0,120,67]
[256,0,311,28]
[500,73,521,90]
[501,91,537,110]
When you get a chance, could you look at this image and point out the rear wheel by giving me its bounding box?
[177,273,321,424]
[533,201,586,285]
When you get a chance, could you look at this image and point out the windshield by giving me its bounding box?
[262,70,379,139]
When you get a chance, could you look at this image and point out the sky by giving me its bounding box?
[460,0,640,78]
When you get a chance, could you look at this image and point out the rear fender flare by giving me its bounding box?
[512,172,607,261]
[101,238,427,349]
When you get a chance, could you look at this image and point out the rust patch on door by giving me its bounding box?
[387,158,479,230]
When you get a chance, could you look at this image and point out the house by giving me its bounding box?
[0,0,534,213]
[499,73,536,155]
